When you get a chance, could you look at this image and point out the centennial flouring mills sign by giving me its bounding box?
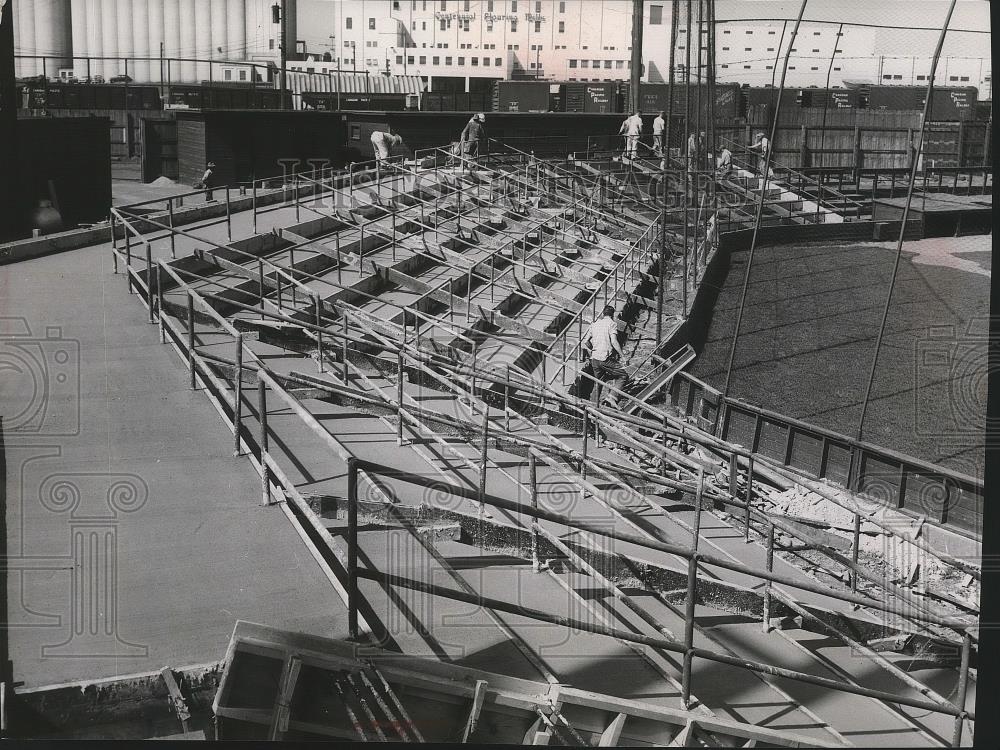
[435,11,547,22]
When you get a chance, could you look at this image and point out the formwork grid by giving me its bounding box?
[107,146,978,746]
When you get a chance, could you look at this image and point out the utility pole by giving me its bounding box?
[630,0,644,113]
[0,0,19,240]
[276,0,289,109]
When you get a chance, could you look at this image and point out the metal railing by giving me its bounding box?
[108,200,978,747]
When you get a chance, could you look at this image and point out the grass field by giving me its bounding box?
[689,234,991,480]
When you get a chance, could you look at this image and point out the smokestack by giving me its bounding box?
[630,0,644,112]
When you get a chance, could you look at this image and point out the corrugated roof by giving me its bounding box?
[285,71,426,108]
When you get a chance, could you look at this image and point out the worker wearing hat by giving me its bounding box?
[199,161,217,201]
[748,130,772,181]
[371,129,404,165]
[458,113,486,164]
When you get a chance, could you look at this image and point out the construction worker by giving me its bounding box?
[653,110,666,156]
[460,112,486,162]
[619,110,642,161]
[581,305,629,408]
[686,132,699,177]
[748,130,773,180]
[371,129,403,165]
[716,144,733,179]
[195,162,216,201]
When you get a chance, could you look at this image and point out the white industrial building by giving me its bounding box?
[11,0,992,96]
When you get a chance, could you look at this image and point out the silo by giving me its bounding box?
[116,0,135,80]
[162,0,181,84]
[227,0,247,63]
[179,0,197,82]
[71,0,89,80]
[19,0,37,78]
[148,0,165,83]
[101,0,120,79]
[195,0,211,81]
[86,0,104,80]
[210,0,227,85]
[35,0,72,78]
[133,0,151,83]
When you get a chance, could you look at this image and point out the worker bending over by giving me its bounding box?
[371,130,404,165]
[581,305,629,409]
[459,112,487,162]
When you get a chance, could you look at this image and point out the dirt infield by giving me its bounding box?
[689,234,991,479]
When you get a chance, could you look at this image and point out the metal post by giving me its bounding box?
[693,468,705,549]
[851,512,861,602]
[168,199,177,258]
[478,409,489,516]
[187,293,196,389]
[233,334,244,456]
[315,296,324,372]
[225,187,232,241]
[145,243,154,322]
[347,459,359,639]
[342,316,349,383]
[529,452,539,571]
[396,351,405,446]
[744,454,755,541]
[763,522,776,632]
[504,364,511,432]
[125,226,133,293]
[258,260,266,319]
[680,555,698,708]
[156,264,165,343]
[252,180,258,234]
[258,377,270,506]
[581,410,590,478]
[951,632,971,747]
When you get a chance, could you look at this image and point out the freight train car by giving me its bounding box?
[628,82,742,120]
[495,80,552,112]
[866,85,978,121]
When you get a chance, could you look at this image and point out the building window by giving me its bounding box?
[765,65,773,70]
[495,57,501,66]
[811,66,819,70]
[393,0,400,9]
[464,0,470,9]
[581,60,588,68]
[615,60,624,69]
[397,55,404,64]
[511,19,517,31]
[441,0,446,8]
[960,76,970,81]
[650,5,663,24]
[893,74,902,79]
[743,65,751,69]
[746,30,752,34]
[949,75,959,81]
[604,60,612,69]
[350,125,361,140]
[346,17,352,29]
[723,29,730,34]
[833,67,841,71]
[463,19,470,31]
[569,59,577,68]
[592,59,600,67]
[722,46,729,50]
[788,66,795,70]
[766,47,774,51]
[368,17,375,29]
[768,30,775,34]
[533,20,540,32]
[721,63,728,68]
[536,0,541,11]
[488,0,494,10]
[471,57,478,65]
[559,21,565,32]
[440,19,446,30]
[446,56,452,64]
[487,22,493,31]
[882,74,892,80]
[239,69,247,80]
[422,21,426,30]
[484,57,491,65]
[559,1,565,11]
[812,48,819,52]
[511,0,517,10]
[458,56,465,65]
[269,38,275,49]
[224,69,232,80]
[419,55,426,64]
[745,47,751,51]
[408,55,415,64]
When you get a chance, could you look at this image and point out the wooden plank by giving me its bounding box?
[598,712,627,746]
[159,667,191,726]
[461,680,489,742]
[268,656,302,740]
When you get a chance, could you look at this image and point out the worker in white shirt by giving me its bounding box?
[653,111,666,156]
[748,131,773,180]
[581,305,629,408]
[619,111,643,161]
[371,130,403,165]
[716,144,733,179]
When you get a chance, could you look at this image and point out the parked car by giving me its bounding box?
[109,74,133,84]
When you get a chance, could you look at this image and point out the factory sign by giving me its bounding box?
[434,11,477,20]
